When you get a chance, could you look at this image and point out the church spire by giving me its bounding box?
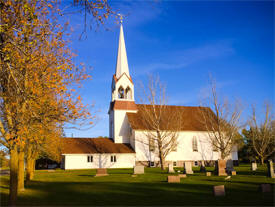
[115,17,129,78]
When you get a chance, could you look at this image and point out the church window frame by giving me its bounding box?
[118,86,125,99]
[125,86,132,99]
[192,136,198,152]
[87,155,93,163]
[111,155,117,162]
[149,137,155,152]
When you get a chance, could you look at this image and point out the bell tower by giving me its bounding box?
[108,16,137,143]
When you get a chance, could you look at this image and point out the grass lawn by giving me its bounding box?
[0,164,274,206]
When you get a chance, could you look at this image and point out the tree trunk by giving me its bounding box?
[31,159,35,178]
[260,157,265,165]
[26,158,34,181]
[9,147,19,206]
[159,153,165,170]
[220,150,226,160]
[157,132,165,170]
[158,147,165,170]
[18,150,25,192]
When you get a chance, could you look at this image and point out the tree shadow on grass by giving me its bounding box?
[0,179,273,206]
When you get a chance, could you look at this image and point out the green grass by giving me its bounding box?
[0,164,274,206]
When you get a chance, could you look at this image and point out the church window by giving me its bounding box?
[111,155,117,162]
[173,162,177,166]
[149,138,155,152]
[192,136,198,152]
[87,155,93,162]
[125,87,132,99]
[118,86,125,99]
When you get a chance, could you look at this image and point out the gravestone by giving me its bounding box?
[179,174,187,178]
[226,159,234,174]
[231,170,236,176]
[260,184,271,193]
[167,175,180,183]
[184,161,193,174]
[134,166,144,174]
[251,162,257,171]
[206,172,211,176]
[225,176,231,181]
[216,160,227,176]
[168,163,174,173]
[213,185,225,196]
[267,160,275,178]
[95,168,108,177]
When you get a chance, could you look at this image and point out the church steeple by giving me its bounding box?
[115,23,129,78]
[111,17,134,102]
[109,18,137,143]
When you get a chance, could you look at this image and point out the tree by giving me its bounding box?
[200,78,242,160]
[0,0,99,204]
[136,75,182,170]
[238,129,256,162]
[248,103,275,165]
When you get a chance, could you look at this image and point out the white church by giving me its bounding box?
[61,23,238,170]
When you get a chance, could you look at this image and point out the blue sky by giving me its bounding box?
[63,1,274,137]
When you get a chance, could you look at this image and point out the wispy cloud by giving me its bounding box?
[133,41,235,76]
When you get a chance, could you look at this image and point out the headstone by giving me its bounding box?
[225,176,231,180]
[95,168,108,177]
[179,174,187,178]
[167,175,180,183]
[226,159,234,174]
[131,174,137,177]
[251,162,257,171]
[134,166,144,174]
[217,160,227,176]
[213,185,225,196]
[231,170,236,176]
[206,172,211,176]
[260,184,271,193]
[184,161,193,174]
[168,163,174,173]
[267,160,275,178]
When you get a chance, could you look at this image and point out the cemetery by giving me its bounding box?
[0,163,274,206]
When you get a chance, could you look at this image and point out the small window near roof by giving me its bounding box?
[87,155,93,162]
[173,162,177,166]
[111,155,117,162]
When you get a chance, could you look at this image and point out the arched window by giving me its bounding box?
[125,87,132,99]
[118,86,124,99]
[192,136,198,152]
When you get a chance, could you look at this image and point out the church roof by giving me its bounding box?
[126,104,216,131]
[109,100,137,111]
[61,138,135,154]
